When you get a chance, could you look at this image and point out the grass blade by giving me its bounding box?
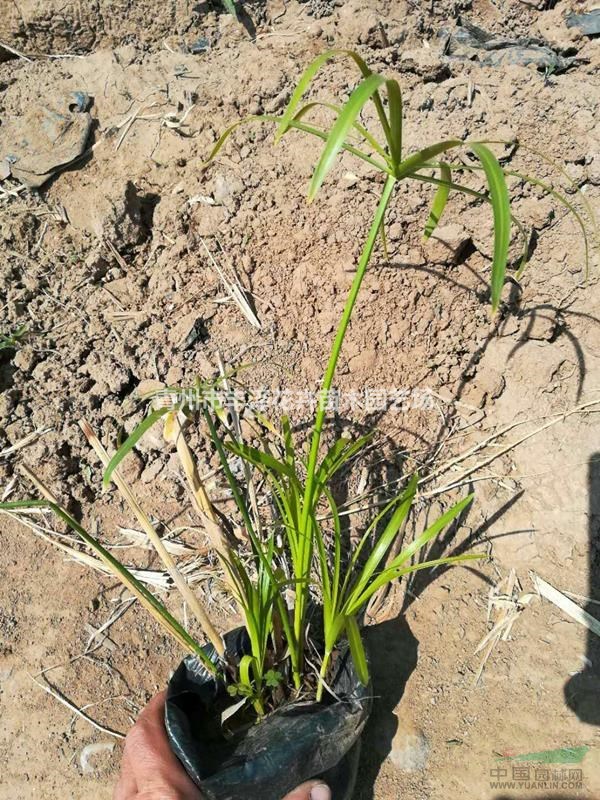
[388,493,474,571]
[81,419,224,656]
[396,140,462,180]
[103,407,169,487]
[293,101,389,161]
[385,78,403,167]
[308,73,386,202]
[423,162,451,240]
[1,500,216,669]
[346,615,369,686]
[276,49,378,143]
[352,553,484,609]
[469,143,511,312]
[345,474,418,607]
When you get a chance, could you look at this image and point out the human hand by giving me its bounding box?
[114,691,331,800]
[114,691,201,800]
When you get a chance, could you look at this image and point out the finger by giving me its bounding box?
[123,691,201,797]
[112,765,137,800]
[282,780,331,800]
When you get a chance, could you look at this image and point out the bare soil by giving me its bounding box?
[1,1,599,799]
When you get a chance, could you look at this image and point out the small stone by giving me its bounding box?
[522,309,558,341]
[586,154,600,185]
[423,223,471,265]
[389,720,430,771]
[190,204,225,236]
[396,247,425,267]
[121,451,144,483]
[387,222,403,240]
[12,346,37,373]
[341,171,359,188]
[170,314,209,350]
[103,277,132,306]
[213,173,244,205]
[167,453,180,475]
[141,458,165,484]
[166,365,184,385]
[136,379,165,397]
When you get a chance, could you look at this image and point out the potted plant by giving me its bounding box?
[3,50,589,800]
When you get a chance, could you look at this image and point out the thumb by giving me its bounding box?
[282,781,331,800]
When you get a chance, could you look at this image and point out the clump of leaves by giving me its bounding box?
[0,324,27,352]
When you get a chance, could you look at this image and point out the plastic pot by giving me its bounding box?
[165,627,372,800]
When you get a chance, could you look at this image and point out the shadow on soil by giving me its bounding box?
[353,615,418,800]
[564,452,600,725]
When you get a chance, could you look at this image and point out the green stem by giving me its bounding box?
[304,174,396,510]
[296,173,397,671]
[316,650,332,703]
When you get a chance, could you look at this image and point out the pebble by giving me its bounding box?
[389,722,430,772]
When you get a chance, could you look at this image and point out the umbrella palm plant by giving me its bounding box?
[2,50,592,713]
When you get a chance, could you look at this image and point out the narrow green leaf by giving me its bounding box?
[2,500,215,670]
[423,163,451,240]
[315,434,372,494]
[281,416,296,467]
[346,615,369,686]
[226,439,295,480]
[239,654,256,689]
[388,493,474,572]
[203,112,389,175]
[276,49,376,143]
[293,101,389,160]
[469,143,511,312]
[220,0,237,16]
[323,486,342,612]
[103,406,170,487]
[308,74,386,202]
[344,474,418,608]
[385,79,403,168]
[396,140,462,180]
[350,553,483,611]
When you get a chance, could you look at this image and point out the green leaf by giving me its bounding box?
[308,73,386,202]
[316,434,372,493]
[0,324,27,351]
[220,0,237,16]
[103,406,170,487]
[1,500,216,670]
[276,49,375,143]
[345,474,418,607]
[388,493,474,572]
[265,669,283,688]
[281,416,296,467]
[239,654,256,690]
[470,143,511,312]
[385,78,403,168]
[292,101,388,160]
[346,615,369,686]
[396,140,462,180]
[423,163,451,240]
[226,439,295,480]
[352,553,484,610]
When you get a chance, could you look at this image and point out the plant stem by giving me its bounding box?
[296,173,397,671]
[316,650,332,703]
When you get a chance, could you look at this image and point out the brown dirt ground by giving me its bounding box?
[1,1,599,798]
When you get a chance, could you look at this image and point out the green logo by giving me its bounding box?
[496,746,590,764]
